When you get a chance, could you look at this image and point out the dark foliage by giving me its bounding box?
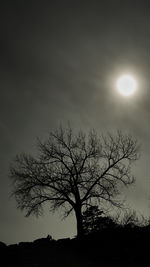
[82,205,118,234]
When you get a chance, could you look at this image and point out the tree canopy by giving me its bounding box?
[10,127,140,237]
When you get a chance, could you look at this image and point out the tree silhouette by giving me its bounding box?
[82,205,117,234]
[10,127,140,237]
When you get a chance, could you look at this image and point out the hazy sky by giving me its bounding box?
[1,0,150,245]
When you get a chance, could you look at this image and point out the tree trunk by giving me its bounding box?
[75,205,83,238]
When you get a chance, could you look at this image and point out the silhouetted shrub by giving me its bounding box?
[82,205,118,234]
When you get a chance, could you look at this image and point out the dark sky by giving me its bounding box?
[1,0,150,244]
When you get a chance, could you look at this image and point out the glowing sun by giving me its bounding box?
[117,74,137,96]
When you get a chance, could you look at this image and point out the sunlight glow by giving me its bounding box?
[117,75,137,96]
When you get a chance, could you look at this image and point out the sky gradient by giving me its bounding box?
[1,0,150,244]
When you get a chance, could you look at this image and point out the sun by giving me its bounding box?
[117,74,137,96]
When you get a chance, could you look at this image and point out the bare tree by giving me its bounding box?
[115,209,149,228]
[10,127,140,237]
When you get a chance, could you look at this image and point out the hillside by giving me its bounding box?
[1,225,150,267]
